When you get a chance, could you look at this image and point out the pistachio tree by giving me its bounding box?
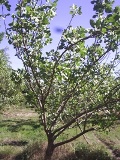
[0,36,25,108]
[3,0,120,159]
[0,38,12,108]
[0,1,25,108]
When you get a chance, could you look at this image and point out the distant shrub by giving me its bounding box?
[74,143,113,160]
[63,143,114,160]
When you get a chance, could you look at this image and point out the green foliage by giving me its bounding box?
[0,0,11,11]
[7,0,120,133]
[73,143,113,160]
[0,33,25,108]
[1,0,120,159]
[0,37,12,107]
[70,4,82,16]
[0,0,11,19]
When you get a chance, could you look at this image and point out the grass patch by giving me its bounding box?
[0,106,120,160]
[96,124,120,150]
[13,141,45,160]
[0,106,46,158]
[63,143,115,160]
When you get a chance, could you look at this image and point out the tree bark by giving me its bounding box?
[44,137,55,160]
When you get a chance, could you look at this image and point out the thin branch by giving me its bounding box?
[43,30,111,106]
[54,128,95,148]
[16,1,47,131]
[2,5,7,33]
[50,45,113,129]
[56,15,74,50]
[50,89,75,129]
[104,84,120,101]
[43,33,96,102]
[53,98,120,136]
[53,112,93,140]
[77,122,90,144]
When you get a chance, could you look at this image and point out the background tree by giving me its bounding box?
[0,0,25,108]
[3,0,120,159]
[0,36,25,108]
[0,32,12,108]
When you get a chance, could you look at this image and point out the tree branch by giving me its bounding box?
[43,32,100,103]
[53,98,120,137]
[50,44,113,129]
[54,127,95,148]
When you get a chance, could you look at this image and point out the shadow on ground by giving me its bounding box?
[0,119,40,132]
[1,140,28,146]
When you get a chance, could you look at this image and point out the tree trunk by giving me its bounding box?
[44,138,55,160]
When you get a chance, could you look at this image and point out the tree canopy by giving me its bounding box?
[1,0,120,159]
[0,32,12,107]
[0,35,25,108]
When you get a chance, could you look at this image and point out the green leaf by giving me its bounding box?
[43,17,49,25]
[90,19,95,28]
